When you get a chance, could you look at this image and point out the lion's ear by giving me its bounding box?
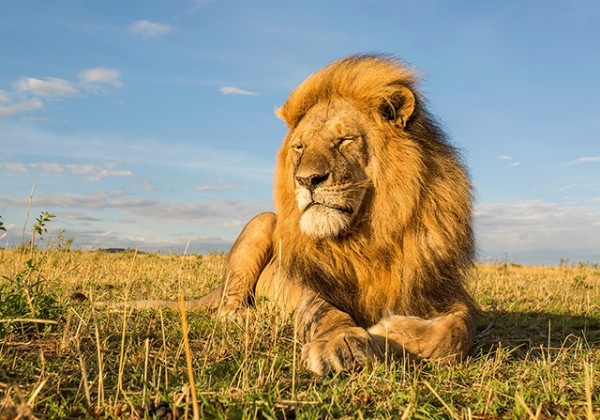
[378,85,415,128]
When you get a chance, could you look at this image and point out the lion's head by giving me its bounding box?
[274,55,440,240]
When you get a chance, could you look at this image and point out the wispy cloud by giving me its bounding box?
[1,123,275,183]
[0,190,240,252]
[497,155,520,166]
[29,162,65,173]
[194,181,237,191]
[194,185,222,191]
[78,68,123,87]
[0,191,150,213]
[0,98,44,118]
[129,20,172,38]
[0,68,123,118]
[554,180,600,193]
[188,0,215,14]
[0,161,133,181]
[15,77,78,99]
[1,189,267,224]
[475,200,600,264]
[0,162,28,173]
[219,86,257,96]
[568,156,600,164]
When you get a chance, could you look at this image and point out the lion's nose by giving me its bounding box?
[295,172,330,190]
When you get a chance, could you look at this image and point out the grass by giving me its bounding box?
[0,248,598,419]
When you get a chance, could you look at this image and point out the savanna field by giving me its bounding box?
[0,243,598,418]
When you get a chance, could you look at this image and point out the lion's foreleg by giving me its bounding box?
[367,305,475,363]
[217,212,276,317]
[295,292,373,375]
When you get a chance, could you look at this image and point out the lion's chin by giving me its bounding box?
[299,205,352,239]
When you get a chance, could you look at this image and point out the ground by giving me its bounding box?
[0,249,598,418]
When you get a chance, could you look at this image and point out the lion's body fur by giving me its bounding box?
[272,55,476,327]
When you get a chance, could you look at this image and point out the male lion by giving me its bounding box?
[107,54,473,376]
[193,54,479,375]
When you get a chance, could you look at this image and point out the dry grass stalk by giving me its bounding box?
[0,249,598,417]
[179,294,200,420]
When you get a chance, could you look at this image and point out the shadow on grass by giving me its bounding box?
[474,310,600,359]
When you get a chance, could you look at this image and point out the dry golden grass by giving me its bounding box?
[1,248,598,418]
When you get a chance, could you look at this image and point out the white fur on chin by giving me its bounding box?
[299,205,351,238]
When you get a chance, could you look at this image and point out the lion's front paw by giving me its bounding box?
[301,327,372,375]
[368,313,474,362]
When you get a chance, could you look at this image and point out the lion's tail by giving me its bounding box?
[93,286,224,311]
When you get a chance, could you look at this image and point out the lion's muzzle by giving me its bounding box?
[295,172,330,191]
[295,181,367,239]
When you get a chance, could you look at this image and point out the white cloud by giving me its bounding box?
[64,163,133,180]
[568,156,600,164]
[194,185,222,191]
[129,20,172,38]
[2,189,267,225]
[188,0,215,14]
[34,191,150,210]
[1,68,123,118]
[1,124,275,183]
[475,200,600,264]
[0,190,137,210]
[0,162,28,173]
[15,77,78,99]
[29,162,65,173]
[59,211,101,222]
[0,98,44,118]
[0,124,274,254]
[0,161,133,180]
[220,86,257,96]
[194,181,236,191]
[497,155,519,167]
[78,68,123,87]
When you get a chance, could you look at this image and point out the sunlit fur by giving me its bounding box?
[273,55,477,326]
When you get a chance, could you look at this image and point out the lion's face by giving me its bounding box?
[287,98,371,239]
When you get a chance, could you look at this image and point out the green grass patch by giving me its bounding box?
[0,249,598,418]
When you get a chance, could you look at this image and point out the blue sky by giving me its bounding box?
[1,0,599,264]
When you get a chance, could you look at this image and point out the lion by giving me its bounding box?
[118,54,478,375]
[192,54,478,374]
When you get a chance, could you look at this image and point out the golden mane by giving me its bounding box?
[277,55,418,129]
[273,55,476,326]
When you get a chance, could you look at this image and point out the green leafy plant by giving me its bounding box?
[0,212,64,338]
[29,211,55,255]
[0,259,63,337]
[52,228,74,251]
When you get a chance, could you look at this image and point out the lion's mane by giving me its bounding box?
[273,55,476,327]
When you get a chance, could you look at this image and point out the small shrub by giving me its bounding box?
[0,212,66,338]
